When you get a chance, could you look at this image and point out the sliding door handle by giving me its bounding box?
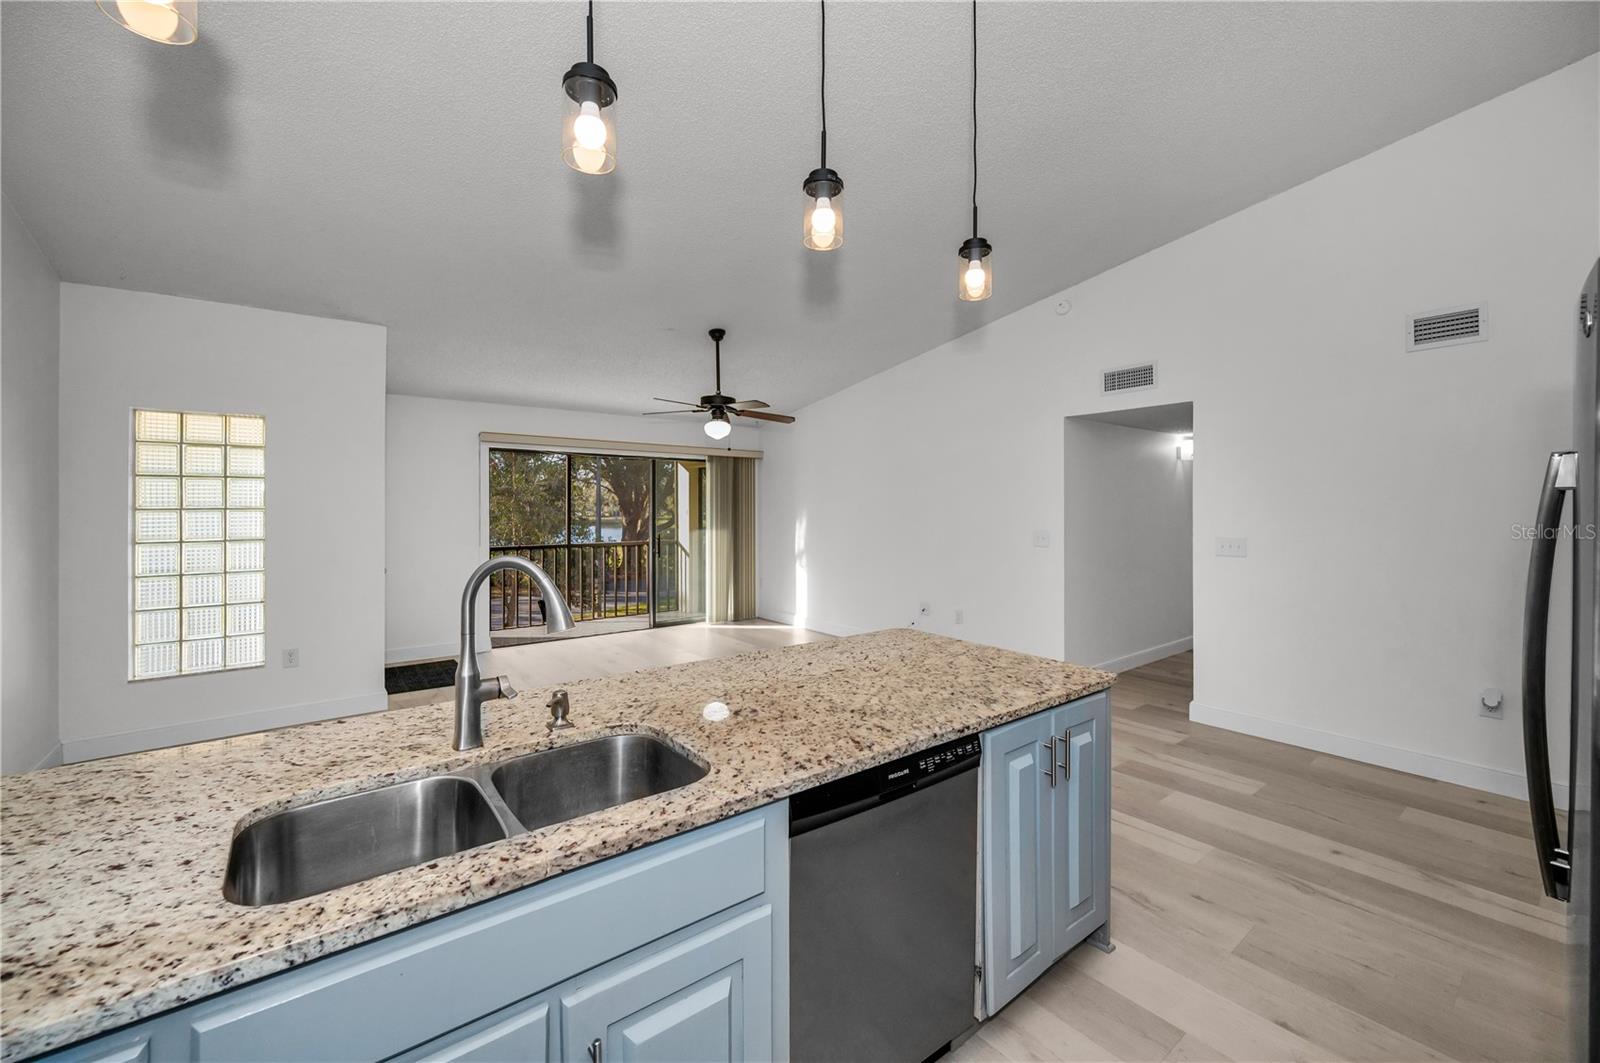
[1521,450,1576,901]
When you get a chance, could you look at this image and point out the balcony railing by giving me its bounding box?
[489,542,683,630]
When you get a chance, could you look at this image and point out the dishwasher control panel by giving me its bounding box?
[791,732,982,834]
[914,737,982,780]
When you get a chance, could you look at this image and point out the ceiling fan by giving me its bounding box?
[646,328,797,440]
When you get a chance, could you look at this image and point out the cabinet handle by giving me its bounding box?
[1042,737,1056,787]
[588,1038,603,1063]
[1060,731,1071,781]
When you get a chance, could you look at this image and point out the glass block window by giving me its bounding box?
[131,410,266,679]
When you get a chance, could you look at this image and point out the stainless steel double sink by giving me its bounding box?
[222,734,707,907]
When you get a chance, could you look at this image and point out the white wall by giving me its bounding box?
[2,196,62,772]
[760,56,1599,798]
[1062,419,1193,671]
[57,285,388,760]
[385,394,758,663]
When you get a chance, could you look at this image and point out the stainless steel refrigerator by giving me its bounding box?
[1522,258,1599,1062]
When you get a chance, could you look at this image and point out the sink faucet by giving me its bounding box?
[455,556,576,751]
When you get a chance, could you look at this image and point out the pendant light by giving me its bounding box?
[957,0,993,301]
[801,0,843,251]
[561,1,618,175]
[96,0,197,44]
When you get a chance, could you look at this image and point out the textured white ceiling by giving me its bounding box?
[4,2,1596,415]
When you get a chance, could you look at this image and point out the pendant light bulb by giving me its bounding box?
[958,238,993,302]
[801,0,844,251]
[561,2,618,175]
[97,0,197,44]
[573,101,608,150]
[803,174,844,251]
[964,260,987,298]
[705,409,733,441]
[812,198,837,235]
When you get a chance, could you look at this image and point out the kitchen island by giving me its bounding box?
[0,628,1113,1061]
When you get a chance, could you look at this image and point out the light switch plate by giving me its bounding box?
[1032,530,1051,548]
[282,648,300,668]
[1215,536,1248,558]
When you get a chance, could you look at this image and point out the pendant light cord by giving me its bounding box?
[819,0,828,168]
[971,0,979,239]
[586,0,594,64]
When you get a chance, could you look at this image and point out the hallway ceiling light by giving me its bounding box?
[801,0,844,252]
[956,0,992,301]
[96,0,197,44]
[561,1,618,175]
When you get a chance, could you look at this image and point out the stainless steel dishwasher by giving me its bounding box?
[789,733,981,1062]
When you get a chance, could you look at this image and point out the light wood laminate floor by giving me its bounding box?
[951,651,1569,1063]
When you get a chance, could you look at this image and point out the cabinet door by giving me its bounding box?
[561,906,773,1063]
[980,711,1056,1016]
[1051,698,1107,956]
[386,996,549,1062]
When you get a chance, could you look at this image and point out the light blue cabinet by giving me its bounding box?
[561,905,773,1062]
[979,692,1111,1016]
[1051,697,1108,957]
[389,996,550,1062]
[41,804,787,1063]
[978,710,1056,1014]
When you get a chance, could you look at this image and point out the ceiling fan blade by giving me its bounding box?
[730,399,770,410]
[642,409,703,416]
[652,397,705,408]
[731,408,796,424]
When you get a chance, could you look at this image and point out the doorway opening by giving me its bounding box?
[486,447,708,645]
[1063,401,1194,677]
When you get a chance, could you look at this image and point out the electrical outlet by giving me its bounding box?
[1215,536,1248,558]
[954,609,965,625]
[282,648,300,669]
[1032,530,1051,548]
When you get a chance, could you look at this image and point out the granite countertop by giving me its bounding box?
[0,628,1113,1060]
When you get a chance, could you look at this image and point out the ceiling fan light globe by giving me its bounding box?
[704,415,733,441]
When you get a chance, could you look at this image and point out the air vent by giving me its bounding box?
[1407,305,1485,351]
[1102,362,1157,394]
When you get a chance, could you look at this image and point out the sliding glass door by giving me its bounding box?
[653,458,707,625]
[487,448,706,642]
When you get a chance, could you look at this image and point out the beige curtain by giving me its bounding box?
[707,456,757,622]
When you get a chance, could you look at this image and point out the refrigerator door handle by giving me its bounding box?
[1522,450,1577,901]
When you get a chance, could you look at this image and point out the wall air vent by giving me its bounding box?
[1102,362,1157,394]
[1407,305,1485,351]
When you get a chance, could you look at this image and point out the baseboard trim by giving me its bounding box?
[29,742,63,772]
[757,610,866,637]
[386,642,458,666]
[1190,699,1557,802]
[1096,636,1193,674]
[62,691,390,763]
